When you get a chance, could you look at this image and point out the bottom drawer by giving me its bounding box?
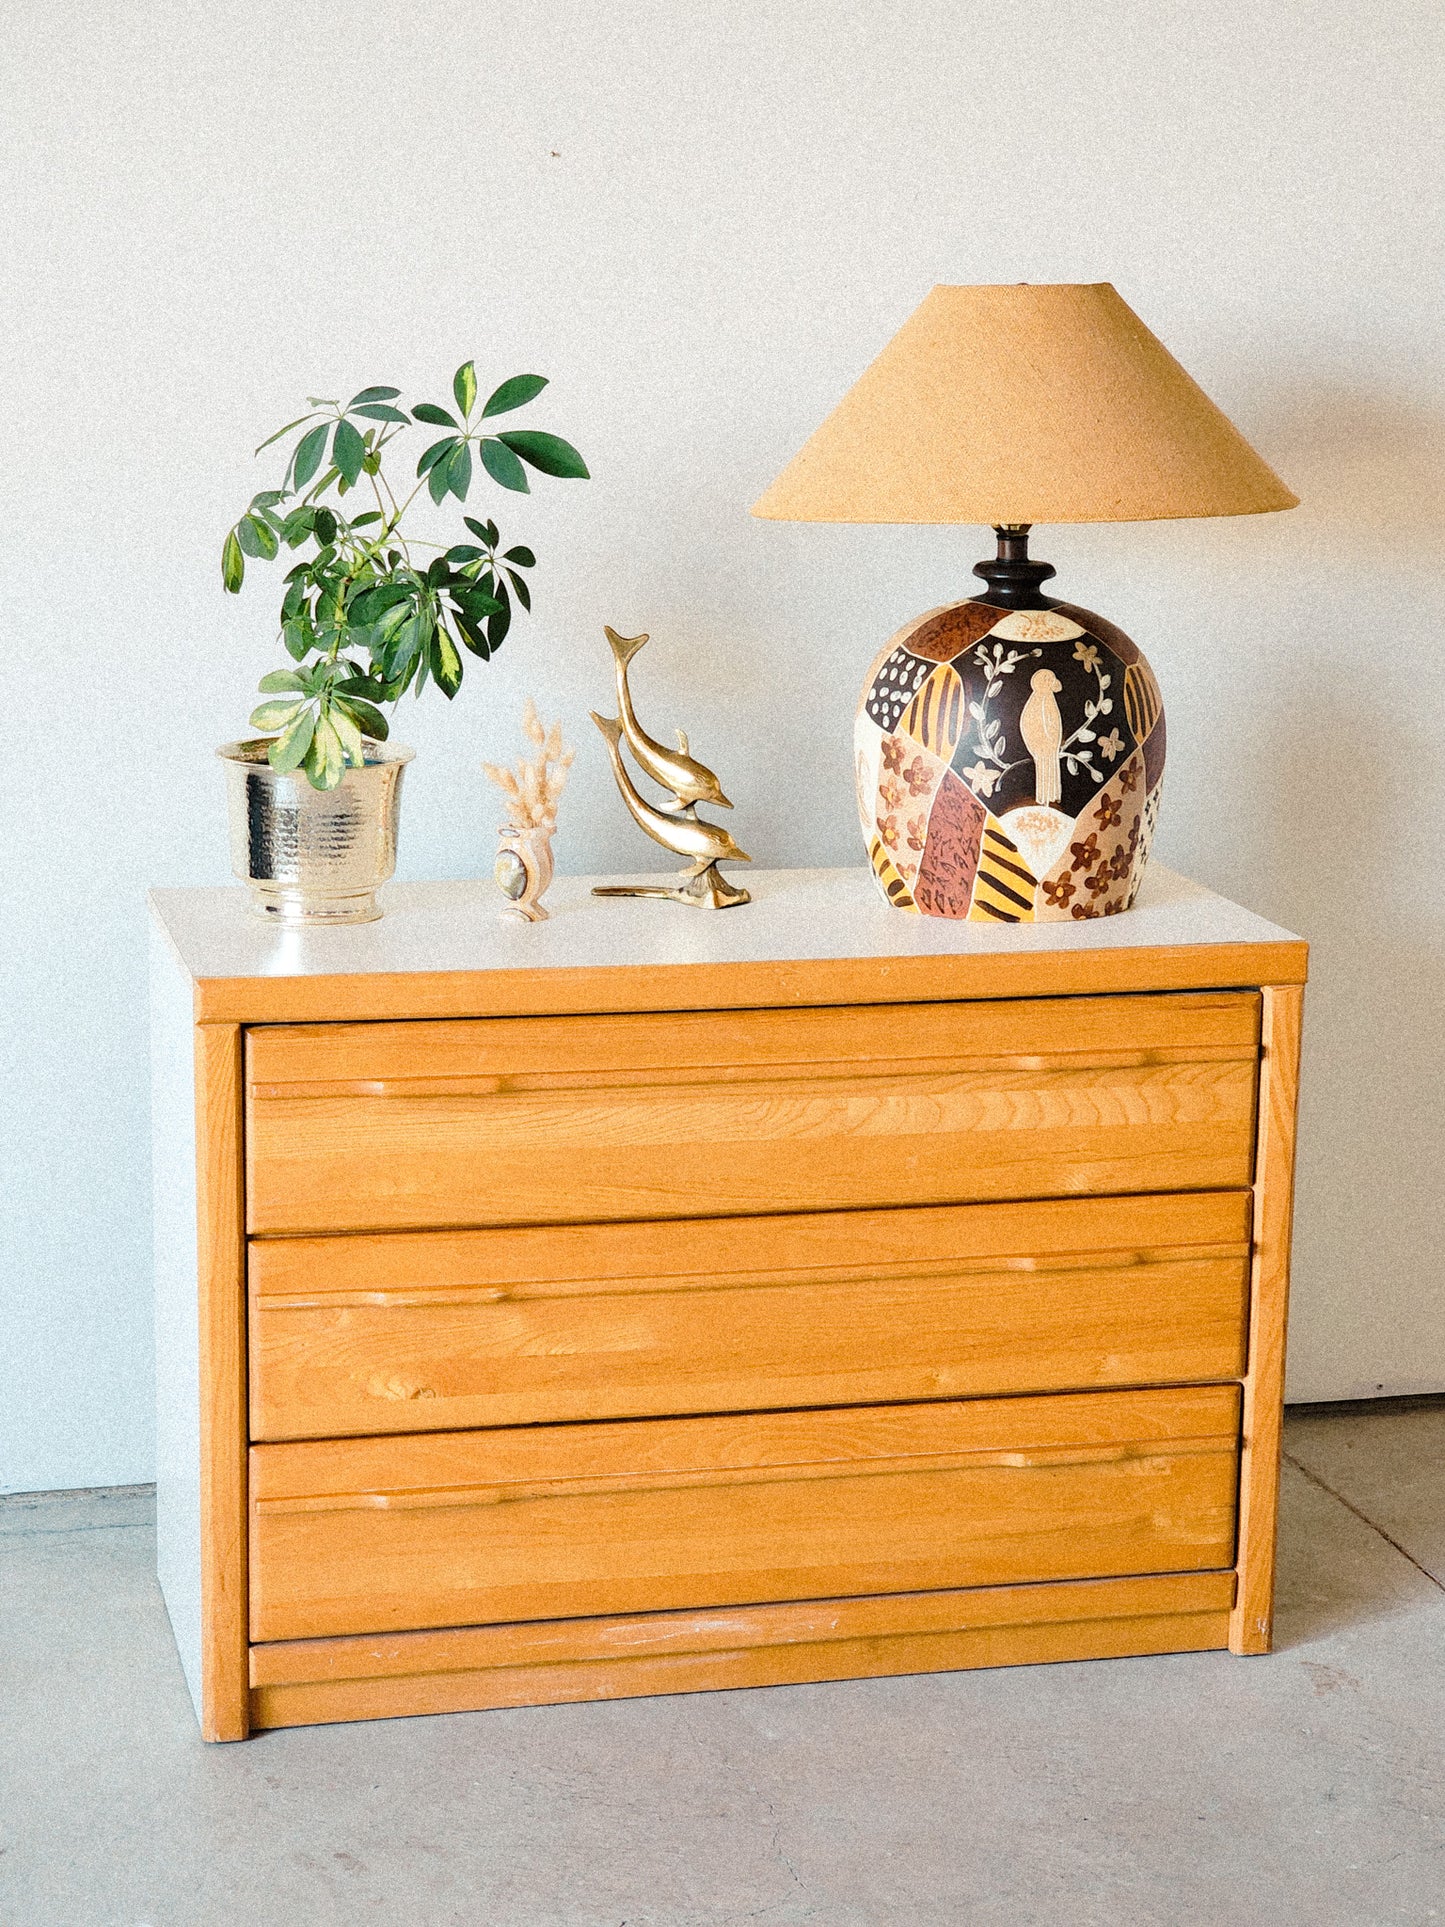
[250,1385,1241,1641]
[249,1571,1238,1730]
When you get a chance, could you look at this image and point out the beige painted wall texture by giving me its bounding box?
[2,0,1442,1489]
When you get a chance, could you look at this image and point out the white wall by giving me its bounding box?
[3,0,1442,1491]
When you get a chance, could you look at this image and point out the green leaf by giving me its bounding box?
[381,611,422,680]
[330,702,366,767]
[503,545,536,568]
[428,455,454,505]
[453,360,478,417]
[255,413,318,455]
[454,585,502,620]
[334,661,383,691]
[306,465,341,500]
[412,401,459,427]
[447,440,473,500]
[280,507,314,547]
[283,618,313,661]
[314,507,338,547]
[236,514,278,560]
[222,530,245,593]
[486,587,512,653]
[507,568,531,612]
[430,623,463,697]
[453,607,490,658]
[481,373,548,418]
[374,603,413,647]
[250,489,286,510]
[292,422,329,489]
[480,438,529,493]
[257,669,304,694]
[347,385,401,407]
[416,435,458,479]
[349,510,383,528]
[497,430,589,479]
[335,695,389,741]
[444,543,484,564]
[351,403,409,425]
[269,705,316,773]
[464,516,501,547]
[350,581,413,625]
[333,419,366,487]
[309,714,345,790]
[250,697,305,731]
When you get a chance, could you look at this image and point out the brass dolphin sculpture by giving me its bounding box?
[590,714,750,876]
[604,626,733,809]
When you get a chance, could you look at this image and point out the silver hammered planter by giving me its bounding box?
[218,739,414,924]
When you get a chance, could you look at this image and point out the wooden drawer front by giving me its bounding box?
[249,1385,1240,1640]
[244,994,1260,1234]
[249,1191,1252,1441]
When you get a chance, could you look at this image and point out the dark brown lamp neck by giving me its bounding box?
[972,524,1057,610]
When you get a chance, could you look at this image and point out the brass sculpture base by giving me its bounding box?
[592,862,751,910]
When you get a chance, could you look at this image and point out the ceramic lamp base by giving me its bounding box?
[856,550,1166,922]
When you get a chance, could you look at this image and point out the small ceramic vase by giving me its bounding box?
[495,824,556,921]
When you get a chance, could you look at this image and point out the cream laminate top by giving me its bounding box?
[149,864,1301,985]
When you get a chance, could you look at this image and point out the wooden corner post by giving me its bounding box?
[194,1022,250,1739]
[1230,982,1304,1654]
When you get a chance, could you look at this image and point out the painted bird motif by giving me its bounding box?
[1019,668,1064,808]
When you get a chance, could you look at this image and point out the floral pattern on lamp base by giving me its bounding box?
[856,598,1166,921]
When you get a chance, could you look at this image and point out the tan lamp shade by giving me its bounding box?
[752,283,1297,526]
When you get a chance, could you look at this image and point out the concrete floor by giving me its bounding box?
[3,1405,1443,1927]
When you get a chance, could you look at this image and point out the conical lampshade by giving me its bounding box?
[752,283,1297,526]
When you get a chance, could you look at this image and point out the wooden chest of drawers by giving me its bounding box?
[150,866,1305,1741]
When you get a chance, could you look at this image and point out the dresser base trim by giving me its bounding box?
[249,1570,1235,1731]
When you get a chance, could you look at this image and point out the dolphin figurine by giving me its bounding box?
[604,626,734,809]
[590,713,750,876]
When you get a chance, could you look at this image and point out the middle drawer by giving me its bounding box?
[250,1384,1242,1641]
[249,1191,1252,1441]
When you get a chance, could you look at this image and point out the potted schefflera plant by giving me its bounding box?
[218,361,588,923]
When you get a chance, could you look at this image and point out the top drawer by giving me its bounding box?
[244,993,1260,1235]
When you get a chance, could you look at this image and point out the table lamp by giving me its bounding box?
[752,283,1297,921]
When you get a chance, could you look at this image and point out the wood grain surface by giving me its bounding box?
[244,994,1261,1234]
[194,1024,250,1741]
[248,1385,1240,1641]
[193,938,1309,1026]
[1231,983,1305,1653]
[247,1570,1237,1729]
[248,1191,1252,1440]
